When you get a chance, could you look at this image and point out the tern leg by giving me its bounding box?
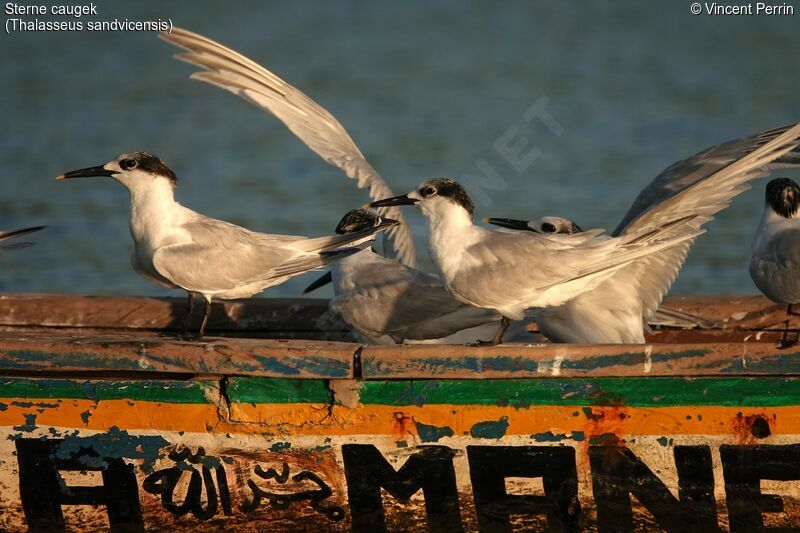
[491,316,512,345]
[194,297,213,341]
[780,304,798,349]
[470,317,512,346]
[177,292,196,337]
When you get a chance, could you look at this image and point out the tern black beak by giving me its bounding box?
[302,271,333,295]
[366,195,419,208]
[56,165,116,180]
[483,217,535,232]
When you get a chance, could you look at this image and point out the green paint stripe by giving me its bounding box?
[227,377,332,404]
[0,379,212,404]
[358,377,800,407]
[3,376,799,408]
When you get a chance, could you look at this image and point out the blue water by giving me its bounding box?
[1,1,799,298]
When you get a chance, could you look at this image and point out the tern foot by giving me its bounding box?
[467,338,501,347]
[778,338,799,350]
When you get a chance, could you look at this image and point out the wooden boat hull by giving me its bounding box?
[0,293,797,531]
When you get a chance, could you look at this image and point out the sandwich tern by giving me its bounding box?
[370,178,703,344]
[303,208,502,344]
[483,123,800,343]
[750,177,800,347]
[159,27,416,267]
[0,226,45,252]
[57,152,397,339]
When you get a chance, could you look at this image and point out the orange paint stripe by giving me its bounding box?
[0,399,797,439]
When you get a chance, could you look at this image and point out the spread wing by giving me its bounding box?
[159,27,416,267]
[607,122,800,321]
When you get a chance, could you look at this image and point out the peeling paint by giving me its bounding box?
[55,426,168,472]
[12,413,36,432]
[470,417,509,439]
[415,421,454,443]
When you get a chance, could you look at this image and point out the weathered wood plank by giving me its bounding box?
[361,341,800,379]
[0,329,356,379]
[0,293,797,338]
[0,293,351,339]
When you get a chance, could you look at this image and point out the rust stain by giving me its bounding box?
[391,412,418,443]
[730,412,775,444]
[580,405,629,453]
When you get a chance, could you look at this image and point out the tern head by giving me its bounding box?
[484,215,583,235]
[334,208,396,234]
[766,177,800,219]
[368,178,475,221]
[57,152,177,191]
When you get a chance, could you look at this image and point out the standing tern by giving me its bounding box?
[159,27,416,267]
[369,178,703,344]
[0,226,46,251]
[303,208,501,344]
[483,123,800,343]
[56,152,397,339]
[750,177,800,347]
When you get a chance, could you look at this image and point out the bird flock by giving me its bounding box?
[7,27,800,346]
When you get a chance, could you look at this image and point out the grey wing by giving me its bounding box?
[152,220,304,293]
[333,260,494,340]
[607,122,800,321]
[159,27,416,267]
[448,230,598,314]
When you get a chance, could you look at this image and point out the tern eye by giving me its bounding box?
[121,159,137,170]
[421,186,436,197]
[541,223,556,233]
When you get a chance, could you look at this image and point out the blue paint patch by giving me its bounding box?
[470,417,509,439]
[269,442,291,452]
[11,401,60,409]
[560,349,710,372]
[252,355,350,378]
[55,426,168,472]
[80,410,92,424]
[571,431,585,441]
[720,350,800,374]
[13,413,37,432]
[656,436,674,447]
[0,403,6,411]
[415,421,454,443]
[531,431,568,442]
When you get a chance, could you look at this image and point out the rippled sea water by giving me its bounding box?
[1,1,799,298]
